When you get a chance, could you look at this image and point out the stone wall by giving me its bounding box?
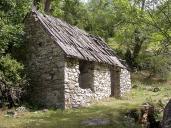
[120,68,131,96]
[94,64,111,99]
[24,14,65,107]
[64,59,111,108]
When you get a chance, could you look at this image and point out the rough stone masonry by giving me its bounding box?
[24,10,131,109]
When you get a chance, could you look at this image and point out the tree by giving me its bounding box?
[0,0,31,107]
[44,0,51,13]
[162,99,171,128]
[33,0,41,9]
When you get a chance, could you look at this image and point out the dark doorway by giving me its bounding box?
[111,68,121,97]
[79,61,94,90]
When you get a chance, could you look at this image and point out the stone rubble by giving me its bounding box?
[81,118,111,126]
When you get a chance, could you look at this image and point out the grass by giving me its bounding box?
[0,81,171,128]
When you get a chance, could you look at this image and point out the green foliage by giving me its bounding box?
[61,0,89,29]
[0,0,31,50]
[0,0,31,87]
[51,0,64,17]
[137,54,171,79]
[84,0,116,38]
[0,55,24,85]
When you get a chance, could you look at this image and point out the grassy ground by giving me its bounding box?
[0,80,171,128]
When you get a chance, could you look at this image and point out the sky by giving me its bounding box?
[80,0,89,3]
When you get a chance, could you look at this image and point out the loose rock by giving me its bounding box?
[81,118,111,126]
[16,106,28,112]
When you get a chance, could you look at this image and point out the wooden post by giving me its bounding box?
[110,67,121,98]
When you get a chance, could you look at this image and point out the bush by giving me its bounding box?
[0,55,28,107]
[0,55,24,86]
[137,54,171,79]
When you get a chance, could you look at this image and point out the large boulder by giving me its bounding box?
[162,99,171,128]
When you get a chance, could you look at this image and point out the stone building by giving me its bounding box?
[24,9,131,109]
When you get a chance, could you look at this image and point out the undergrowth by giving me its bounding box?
[0,77,171,128]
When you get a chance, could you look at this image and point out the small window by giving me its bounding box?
[79,61,94,90]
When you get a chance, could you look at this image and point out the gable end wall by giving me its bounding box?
[24,14,65,107]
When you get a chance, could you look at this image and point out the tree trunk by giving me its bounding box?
[131,29,146,68]
[33,0,41,9]
[141,0,146,11]
[162,99,171,128]
[44,0,51,13]
[125,29,146,69]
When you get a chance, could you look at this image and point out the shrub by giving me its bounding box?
[0,55,28,107]
[0,55,24,86]
[137,54,171,79]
